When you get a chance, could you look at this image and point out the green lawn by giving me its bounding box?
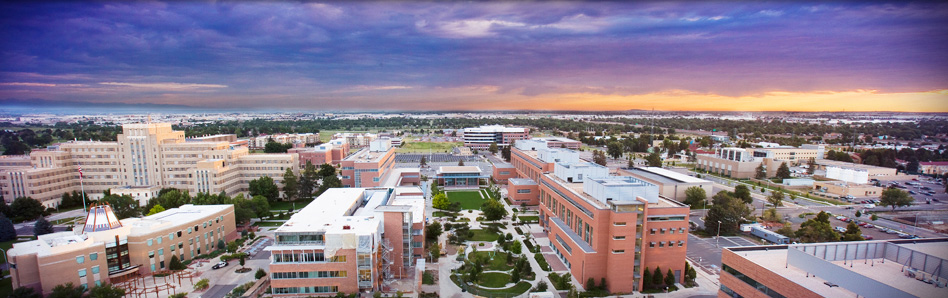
[269,199,313,210]
[468,229,501,242]
[447,191,487,210]
[469,251,514,271]
[478,272,512,288]
[397,141,462,153]
[252,221,287,227]
[451,275,532,298]
[432,211,457,218]
[518,216,539,223]
[0,276,11,298]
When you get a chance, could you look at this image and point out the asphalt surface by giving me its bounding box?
[202,284,238,298]
[686,234,760,275]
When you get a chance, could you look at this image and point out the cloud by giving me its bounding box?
[98,82,228,90]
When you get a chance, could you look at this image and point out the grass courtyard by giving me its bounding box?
[396,141,462,153]
[469,251,514,271]
[447,190,487,210]
[478,272,512,288]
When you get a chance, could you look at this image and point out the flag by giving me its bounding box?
[78,162,84,181]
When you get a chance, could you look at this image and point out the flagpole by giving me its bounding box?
[79,162,87,212]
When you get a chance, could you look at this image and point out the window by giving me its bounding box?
[659,242,665,248]
[78,269,87,277]
[76,256,85,264]
[92,266,100,274]
[650,228,657,235]
[668,241,675,247]
[517,189,531,194]
[678,240,685,247]
[649,242,656,248]
[157,237,162,244]
[613,236,626,240]
[614,222,627,226]
[680,227,686,234]
[661,228,666,234]
[159,249,164,255]
[169,233,174,240]
[147,239,153,246]
[149,251,155,258]
[89,253,98,260]
[612,250,625,254]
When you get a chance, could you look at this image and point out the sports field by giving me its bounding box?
[397,141,462,153]
[446,190,487,210]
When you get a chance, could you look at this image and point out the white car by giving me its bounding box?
[863,204,876,209]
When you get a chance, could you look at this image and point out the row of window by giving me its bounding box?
[272,252,347,263]
[651,227,687,235]
[77,266,100,277]
[722,264,786,298]
[649,241,685,248]
[146,216,224,246]
[76,253,98,264]
[271,271,347,279]
[272,286,339,294]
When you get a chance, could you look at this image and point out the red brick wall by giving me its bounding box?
[720,249,822,298]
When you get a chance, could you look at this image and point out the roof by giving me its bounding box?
[464,125,526,133]
[276,188,365,233]
[493,163,514,168]
[629,167,710,184]
[126,204,231,236]
[343,147,390,163]
[509,178,537,186]
[438,166,481,173]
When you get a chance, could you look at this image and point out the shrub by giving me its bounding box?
[534,252,551,271]
[194,278,210,291]
[255,268,267,279]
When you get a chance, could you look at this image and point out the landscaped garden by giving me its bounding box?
[447,190,487,210]
[450,245,535,297]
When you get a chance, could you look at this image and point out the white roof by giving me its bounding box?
[640,167,710,184]
[277,188,365,233]
[126,204,230,236]
[464,125,525,133]
[438,166,481,173]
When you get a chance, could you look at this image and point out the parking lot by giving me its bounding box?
[687,234,760,275]
[878,178,948,207]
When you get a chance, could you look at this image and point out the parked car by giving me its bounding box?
[909,191,917,194]
[835,226,847,233]
[212,261,228,269]
[886,229,899,234]
[898,233,913,239]
[863,235,874,240]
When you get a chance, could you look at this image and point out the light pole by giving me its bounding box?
[716,221,722,248]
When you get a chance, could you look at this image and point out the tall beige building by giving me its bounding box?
[0,123,298,207]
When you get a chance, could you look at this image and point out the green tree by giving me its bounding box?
[755,163,767,179]
[684,262,697,286]
[501,145,512,162]
[642,267,652,290]
[0,197,12,218]
[432,193,450,210]
[733,185,753,204]
[510,240,522,254]
[217,239,226,250]
[146,204,166,216]
[775,223,795,238]
[665,269,676,287]
[796,211,839,243]
[705,191,753,236]
[10,197,45,222]
[0,214,17,241]
[88,283,126,298]
[299,161,318,198]
[318,163,336,178]
[768,190,784,207]
[169,255,187,271]
[593,150,607,166]
[420,155,427,167]
[683,186,707,209]
[256,268,267,279]
[264,139,292,153]
[425,222,442,242]
[249,176,280,202]
[239,255,246,269]
[806,157,816,175]
[855,210,862,218]
[871,214,879,221]
[98,194,141,219]
[281,167,299,201]
[646,152,662,167]
[488,142,498,154]
[652,267,664,287]
[762,208,781,222]
[776,162,791,179]
[9,286,42,298]
[33,217,54,236]
[49,282,86,298]
[481,199,508,221]
[458,159,465,166]
[879,188,913,211]
[316,174,342,196]
[607,141,624,159]
[841,221,864,241]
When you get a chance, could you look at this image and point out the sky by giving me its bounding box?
[1,1,947,112]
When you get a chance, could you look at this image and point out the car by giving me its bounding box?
[864,224,874,229]
[924,193,933,196]
[858,222,869,227]
[899,233,913,239]
[862,235,874,240]
[909,191,917,194]
[886,229,899,234]
[835,226,846,233]
[845,206,855,209]
[934,198,940,202]
[212,261,228,269]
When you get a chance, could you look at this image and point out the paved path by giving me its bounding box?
[202,284,237,298]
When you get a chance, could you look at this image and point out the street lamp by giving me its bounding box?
[716,221,722,248]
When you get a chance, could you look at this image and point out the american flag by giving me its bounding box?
[78,162,84,181]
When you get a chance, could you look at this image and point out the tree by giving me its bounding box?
[683,186,707,209]
[264,139,292,153]
[755,163,767,179]
[0,214,17,241]
[169,255,186,271]
[316,174,342,196]
[281,167,299,201]
[318,163,336,178]
[425,222,442,242]
[489,142,498,154]
[10,197,45,222]
[501,145,512,162]
[776,162,791,179]
[879,188,913,211]
[420,155,427,167]
[705,191,752,236]
[733,185,752,204]
[796,211,839,243]
[775,223,795,238]
[642,267,652,290]
[33,217,54,236]
[217,239,226,250]
[510,240,522,254]
[256,268,267,279]
[806,157,816,175]
[842,221,864,241]
[89,283,126,298]
[249,176,280,202]
[855,210,862,218]
[593,150,607,166]
[458,159,465,166]
[481,199,507,221]
[9,286,42,298]
[684,262,697,286]
[239,255,246,269]
[646,152,662,167]
[49,282,86,298]
[665,269,676,287]
[146,204,166,216]
[98,194,141,219]
[432,193,450,210]
[652,267,663,287]
[871,214,879,221]
[300,161,318,198]
[762,208,781,222]
[0,197,12,218]
[607,141,623,159]
[767,191,784,207]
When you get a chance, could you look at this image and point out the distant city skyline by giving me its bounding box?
[1,1,947,112]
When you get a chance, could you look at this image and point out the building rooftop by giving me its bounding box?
[438,166,481,174]
[509,178,537,186]
[816,159,895,171]
[125,204,231,236]
[464,125,526,133]
[277,188,365,233]
[493,163,514,168]
[636,167,709,184]
[344,147,390,163]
